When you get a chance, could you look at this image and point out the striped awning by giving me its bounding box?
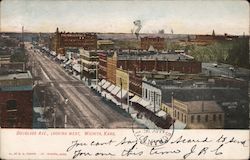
[102,81,111,89]
[111,86,120,95]
[130,95,141,103]
[107,84,116,92]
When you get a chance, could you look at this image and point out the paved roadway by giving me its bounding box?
[26,43,142,128]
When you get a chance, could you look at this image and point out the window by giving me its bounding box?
[177,111,179,120]
[151,91,154,101]
[219,114,222,121]
[213,114,217,121]
[6,100,17,111]
[197,115,200,122]
[191,115,194,123]
[184,115,186,123]
[145,89,147,99]
[205,115,208,122]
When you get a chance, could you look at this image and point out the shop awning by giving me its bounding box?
[128,92,134,96]
[102,81,111,89]
[111,96,120,106]
[130,95,141,103]
[107,84,116,92]
[156,110,167,117]
[138,99,151,107]
[98,79,106,86]
[73,64,81,72]
[111,86,120,95]
[116,89,128,99]
[170,120,186,129]
[106,93,113,100]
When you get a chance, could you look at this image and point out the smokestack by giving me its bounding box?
[133,20,142,39]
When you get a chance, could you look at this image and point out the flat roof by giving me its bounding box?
[0,71,32,80]
[184,101,223,114]
[118,53,192,61]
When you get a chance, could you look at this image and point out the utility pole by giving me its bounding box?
[127,74,130,113]
[171,92,174,118]
[64,115,67,128]
[154,91,156,113]
[95,62,98,89]
[120,77,123,108]
[53,104,56,128]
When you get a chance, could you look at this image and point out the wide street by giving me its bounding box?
[26,42,143,128]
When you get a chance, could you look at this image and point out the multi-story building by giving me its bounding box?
[141,36,165,51]
[99,50,201,81]
[129,71,142,96]
[79,49,99,86]
[51,28,97,54]
[106,52,117,84]
[98,52,108,80]
[142,79,162,113]
[0,71,33,128]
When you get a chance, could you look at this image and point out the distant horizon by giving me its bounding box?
[0,31,248,36]
[1,0,249,35]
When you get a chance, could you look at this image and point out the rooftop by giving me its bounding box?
[184,100,223,114]
[0,71,32,81]
[117,52,193,61]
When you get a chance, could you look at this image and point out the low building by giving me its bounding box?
[0,71,33,128]
[166,99,224,129]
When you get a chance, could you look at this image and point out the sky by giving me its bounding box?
[0,0,249,35]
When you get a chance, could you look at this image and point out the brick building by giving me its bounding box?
[129,71,142,96]
[98,52,108,80]
[141,37,165,51]
[106,52,117,84]
[0,71,33,128]
[117,52,201,74]
[51,28,97,54]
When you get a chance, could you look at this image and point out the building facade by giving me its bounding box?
[0,72,33,128]
[117,59,201,74]
[106,52,117,84]
[168,99,225,129]
[116,68,129,90]
[129,72,142,96]
[98,52,108,80]
[51,28,97,54]
[141,37,165,51]
[142,79,162,113]
[80,49,99,85]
